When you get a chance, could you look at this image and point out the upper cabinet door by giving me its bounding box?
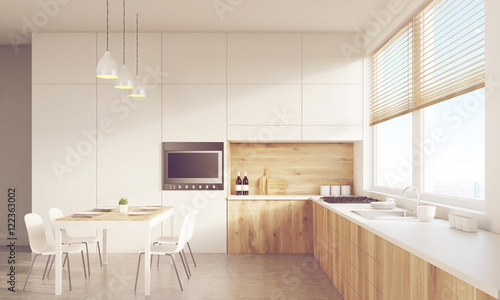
[162,33,226,84]
[302,33,362,84]
[32,33,96,84]
[227,33,301,84]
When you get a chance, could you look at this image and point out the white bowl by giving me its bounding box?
[417,205,436,222]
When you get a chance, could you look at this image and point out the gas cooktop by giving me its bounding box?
[321,196,379,204]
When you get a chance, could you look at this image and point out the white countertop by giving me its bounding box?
[227,195,318,200]
[311,197,500,299]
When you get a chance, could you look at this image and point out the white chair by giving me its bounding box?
[23,213,87,292]
[134,212,192,292]
[49,208,102,276]
[154,209,198,274]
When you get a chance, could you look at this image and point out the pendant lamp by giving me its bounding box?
[96,0,118,79]
[129,13,146,98]
[114,0,134,89]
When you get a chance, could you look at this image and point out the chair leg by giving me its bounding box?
[134,253,144,292]
[84,242,90,276]
[97,241,103,267]
[187,242,197,267]
[81,251,87,279]
[63,254,67,268]
[167,254,183,292]
[46,255,55,278]
[157,255,160,267]
[182,249,191,277]
[42,255,51,279]
[23,254,40,292]
[150,254,153,267]
[66,253,72,291]
[179,252,190,279]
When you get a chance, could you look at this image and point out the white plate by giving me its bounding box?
[98,206,117,209]
[77,211,104,215]
[140,206,162,210]
[128,212,151,215]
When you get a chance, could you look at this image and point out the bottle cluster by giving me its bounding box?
[235,172,249,195]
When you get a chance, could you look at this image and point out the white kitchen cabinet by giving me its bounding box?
[227,85,301,126]
[162,191,227,253]
[227,126,302,141]
[96,85,162,206]
[302,84,363,126]
[302,33,363,84]
[227,33,301,84]
[32,85,97,237]
[302,126,362,141]
[97,33,162,86]
[162,33,226,84]
[162,85,226,142]
[32,33,96,84]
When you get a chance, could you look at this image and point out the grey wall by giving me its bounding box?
[0,45,31,246]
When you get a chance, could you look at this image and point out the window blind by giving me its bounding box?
[369,0,485,126]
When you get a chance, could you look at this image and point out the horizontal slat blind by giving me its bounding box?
[369,24,412,126]
[369,0,485,126]
[413,0,485,110]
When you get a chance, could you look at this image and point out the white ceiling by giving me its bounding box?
[0,0,394,45]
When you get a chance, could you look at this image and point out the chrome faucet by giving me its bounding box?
[402,186,421,213]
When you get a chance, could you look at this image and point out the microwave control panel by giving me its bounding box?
[164,184,224,190]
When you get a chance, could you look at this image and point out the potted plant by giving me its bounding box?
[118,197,128,213]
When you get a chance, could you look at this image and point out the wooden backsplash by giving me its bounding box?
[229,143,353,195]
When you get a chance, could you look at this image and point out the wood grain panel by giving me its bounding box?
[228,200,312,253]
[229,143,354,195]
[313,202,498,300]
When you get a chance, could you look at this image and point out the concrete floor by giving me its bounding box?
[0,248,343,300]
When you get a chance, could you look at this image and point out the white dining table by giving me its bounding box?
[54,206,175,295]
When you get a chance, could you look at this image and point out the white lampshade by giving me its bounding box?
[97,52,119,79]
[129,76,146,97]
[114,65,134,89]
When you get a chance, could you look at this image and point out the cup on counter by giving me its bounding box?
[330,185,341,196]
[320,185,330,196]
[416,205,436,222]
[340,185,351,196]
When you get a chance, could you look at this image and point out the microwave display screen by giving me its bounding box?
[168,153,218,179]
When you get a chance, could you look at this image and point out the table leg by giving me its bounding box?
[102,229,108,264]
[144,227,151,295]
[55,228,62,295]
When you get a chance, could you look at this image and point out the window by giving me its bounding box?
[371,0,485,209]
[375,114,412,189]
[422,89,485,200]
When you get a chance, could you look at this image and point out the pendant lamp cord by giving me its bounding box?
[122,0,125,65]
[106,0,109,51]
[136,13,139,76]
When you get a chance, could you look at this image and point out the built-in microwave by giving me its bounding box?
[162,142,224,190]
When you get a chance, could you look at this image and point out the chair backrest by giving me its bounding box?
[48,208,71,240]
[186,209,198,242]
[174,212,192,253]
[25,213,53,254]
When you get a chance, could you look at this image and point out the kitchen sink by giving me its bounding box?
[352,209,417,220]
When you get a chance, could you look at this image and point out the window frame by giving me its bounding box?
[372,108,485,212]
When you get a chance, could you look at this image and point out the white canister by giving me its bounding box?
[320,185,330,196]
[341,185,351,196]
[330,185,341,196]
